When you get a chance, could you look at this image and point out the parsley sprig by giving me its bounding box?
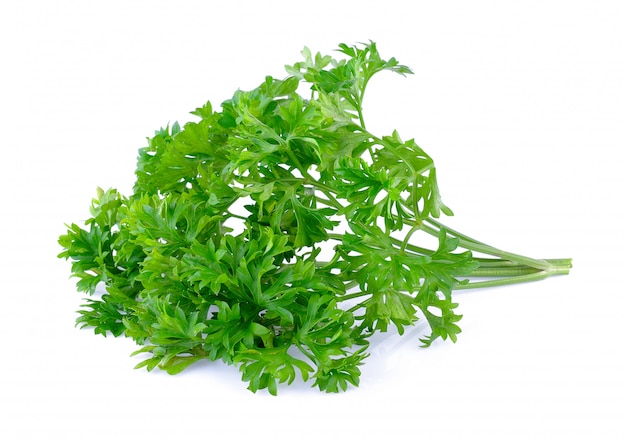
[59,41,571,394]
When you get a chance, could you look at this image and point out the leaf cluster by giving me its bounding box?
[59,41,570,394]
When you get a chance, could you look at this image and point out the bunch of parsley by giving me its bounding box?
[59,42,571,394]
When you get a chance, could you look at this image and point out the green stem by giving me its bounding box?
[418,221,555,272]
[327,233,346,242]
[400,224,420,253]
[424,217,488,246]
[336,289,370,303]
[357,105,367,130]
[455,266,570,290]
[467,266,542,277]
[421,219,572,273]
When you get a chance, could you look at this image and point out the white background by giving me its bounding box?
[1,1,625,437]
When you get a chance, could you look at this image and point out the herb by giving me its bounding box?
[58,41,571,394]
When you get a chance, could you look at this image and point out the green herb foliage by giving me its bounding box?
[59,41,571,394]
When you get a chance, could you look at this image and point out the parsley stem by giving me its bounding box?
[228,213,248,221]
[400,224,420,253]
[466,266,542,277]
[417,221,555,271]
[357,106,367,130]
[337,290,370,302]
[422,219,572,273]
[314,188,343,211]
[424,217,488,246]
[455,266,571,290]
[301,180,343,210]
[326,233,346,241]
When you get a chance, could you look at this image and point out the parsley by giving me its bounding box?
[58,41,571,394]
